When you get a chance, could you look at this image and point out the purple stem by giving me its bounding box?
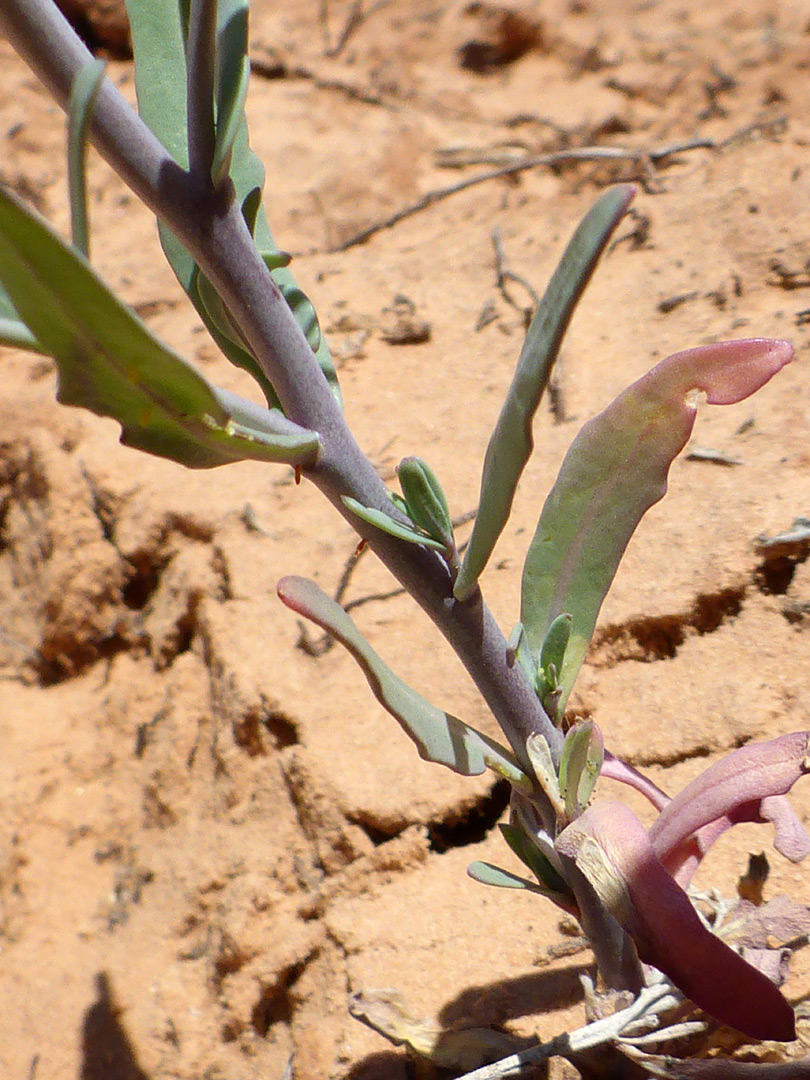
[0,0,563,770]
[186,0,218,185]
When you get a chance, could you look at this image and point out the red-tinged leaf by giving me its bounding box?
[649,733,810,882]
[761,794,810,862]
[556,800,797,1041]
[520,339,793,711]
[601,751,670,811]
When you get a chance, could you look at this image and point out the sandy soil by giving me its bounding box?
[2,1,810,1077]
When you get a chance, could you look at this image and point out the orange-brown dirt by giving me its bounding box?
[2,1,810,1077]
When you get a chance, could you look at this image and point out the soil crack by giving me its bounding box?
[587,584,746,668]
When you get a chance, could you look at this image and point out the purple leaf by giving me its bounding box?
[556,800,797,1041]
[601,751,671,811]
[761,794,810,863]
[649,733,810,882]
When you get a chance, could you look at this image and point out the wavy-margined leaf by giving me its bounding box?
[454,185,635,601]
[521,338,793,711]
[0,184,320,468]
[125,0,340,405]
[277,576,530,787]
[556,800,797,1041]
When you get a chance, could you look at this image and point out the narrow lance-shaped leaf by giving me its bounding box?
[67,56,106,257]
[126,0,341,405]
[211,0,250,185]
[454,184,635,601]
[556,800,797,1042]
[536,611,572,721]
[277,576,530,788]
[525,732,564,816]
[396,457,455,551]
[499,823,572,898]
[341,496,449,551]
[0,184,320,468]
[467,860,561,898]
[521,338,793,711]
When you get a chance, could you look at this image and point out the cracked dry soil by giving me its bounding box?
[2,0,810,1077]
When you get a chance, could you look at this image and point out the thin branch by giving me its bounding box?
[186,0,218,184]
[455,982,679,1080]
[332,138,714,251]
[0,0,566,776]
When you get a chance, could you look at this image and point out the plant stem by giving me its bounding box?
[0,0,563,771]
[186,0,219,186]
[0,0,644,994]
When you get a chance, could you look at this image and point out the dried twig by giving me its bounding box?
[324,0,393,58]
[491,225,540,323]
[490,228,569,419]
[454,982,681,1080]
[332,138,714,252]
[251,54,393,109]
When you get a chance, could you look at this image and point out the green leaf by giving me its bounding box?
[521,338,793,709]
[466,860,555,895]
[277,576,528,783]
[341,496,449,551]
[525,732,564,816]
[0,284,43,353]
[499,823,571,895]
[125,0,341,406]
[67,56,106,257]
[535,611,572,721]
[454,185,635,601]
[558,720,604,819]
[0,183,320,468]
[212,0,250,185]
[397,456,454,550]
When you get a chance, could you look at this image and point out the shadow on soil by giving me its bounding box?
[344,961,592,1079]
[81,973,152,1080]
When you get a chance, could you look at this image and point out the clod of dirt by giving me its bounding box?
[459,3,546,73]
[54,0,131,58]
[380,294,431,345]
